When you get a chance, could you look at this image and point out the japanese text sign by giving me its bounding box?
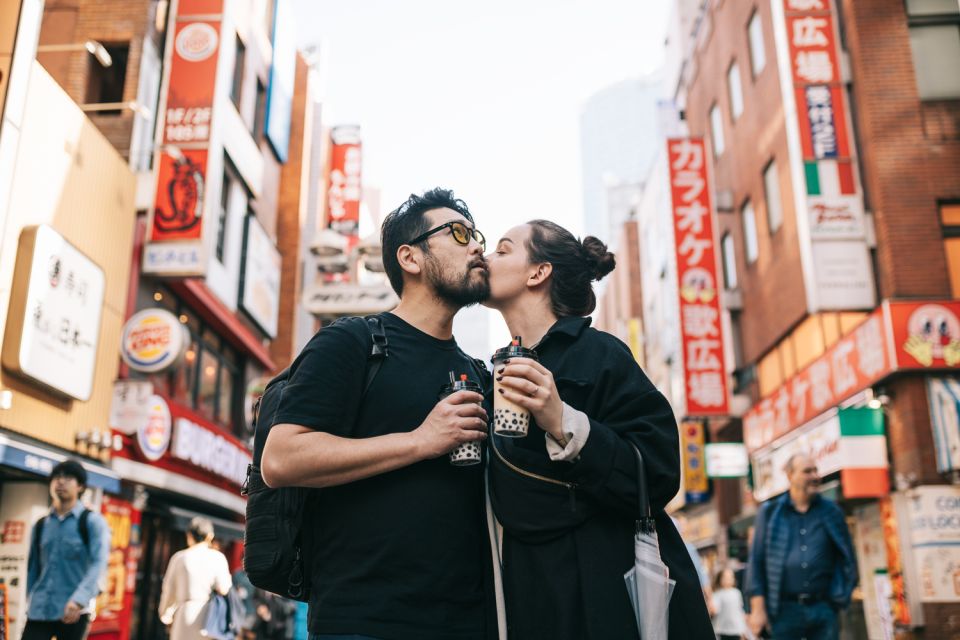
[667,138,729,416]
[744,300,960,451]
[149,1,223,246]
[784,0,850,162]
[326,125,362,240]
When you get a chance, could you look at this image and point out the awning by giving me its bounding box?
[111,456,246,515]
[168,506,245,542]
[0,432,121,493]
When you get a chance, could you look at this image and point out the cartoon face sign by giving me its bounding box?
[906,304,960,362]
[679,267,716,304]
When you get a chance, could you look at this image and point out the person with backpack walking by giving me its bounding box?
[24,459,110,640]
[158,517,233,639]
[261,187,496,640]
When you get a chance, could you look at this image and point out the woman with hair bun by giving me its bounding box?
[482,220,713,639]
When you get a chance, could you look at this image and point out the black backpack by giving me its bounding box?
[242,315,389,601]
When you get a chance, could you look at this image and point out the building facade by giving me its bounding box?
[0,0,315,638]
[647,0,960,638]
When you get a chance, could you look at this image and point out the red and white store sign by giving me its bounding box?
[744,300,960,451]
[667,138,729,417]
[326,125,362,241]
[145,0,224,274]
[117,395,251,489]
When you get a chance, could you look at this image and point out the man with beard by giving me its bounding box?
[747,454,857,640]
[262,188,498,640]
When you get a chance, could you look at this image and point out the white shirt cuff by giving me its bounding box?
[545,402,591,461]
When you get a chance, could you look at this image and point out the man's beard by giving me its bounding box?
[424,254,490,308]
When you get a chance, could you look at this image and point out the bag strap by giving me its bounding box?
[456,347,490,387]
[362,315,388,397]
[31,515,46,571]
[78,508,91,550]
[630,443,656,535]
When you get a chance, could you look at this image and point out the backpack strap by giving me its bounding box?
[31,515,46,571]
[78,508,91,549]
[457,347,490,388]
[363,315,389,397]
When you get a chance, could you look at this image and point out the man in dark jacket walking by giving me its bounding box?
[747,453,858,639]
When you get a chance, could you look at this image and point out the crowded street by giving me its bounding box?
[0,0,957,639]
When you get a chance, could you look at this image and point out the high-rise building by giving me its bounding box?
[579,76,661,243]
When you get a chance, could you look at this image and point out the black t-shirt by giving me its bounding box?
[272,312,490,640]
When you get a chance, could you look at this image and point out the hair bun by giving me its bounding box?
[582,236,616,281]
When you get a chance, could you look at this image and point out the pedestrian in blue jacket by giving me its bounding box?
[24,459,110,640]
[747,453,858,639]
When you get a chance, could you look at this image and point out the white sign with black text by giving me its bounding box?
[1,226,105,400]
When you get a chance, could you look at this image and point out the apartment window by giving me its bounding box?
[906,1,960,99]
[252,79,267,138]
[216,167,233,263]
[85,43,129,113]
[763,160,783,234]
[943,202,960,298]
[721,232,738,289]
[742,200,759,263]
[710,103,725,157]
[747,11,766,77]
[728,62,744,120]
[231,35,246,109]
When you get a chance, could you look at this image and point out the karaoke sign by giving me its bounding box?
[667,138,729,417]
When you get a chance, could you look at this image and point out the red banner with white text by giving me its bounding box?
[667,138,729,417]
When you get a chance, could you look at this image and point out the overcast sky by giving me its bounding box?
[292,0,672,352]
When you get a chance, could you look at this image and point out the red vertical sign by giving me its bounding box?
[89,497,141,640]
[667,138,729,417]
[326,125,362,242]
[150,5,223,243]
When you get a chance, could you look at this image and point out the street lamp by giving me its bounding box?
[36,40,112,67]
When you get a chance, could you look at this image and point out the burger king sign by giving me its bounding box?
[120,309,189,373]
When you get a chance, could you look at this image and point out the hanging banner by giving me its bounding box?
[777,0,875,310]
[666,138,729,417]
[745,300,960,452]
[326,125,362,242]
[90,497,140,640]
[681,420,709,503]
[145,0,224,275]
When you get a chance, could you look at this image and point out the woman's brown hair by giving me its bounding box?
[525,219,616,318]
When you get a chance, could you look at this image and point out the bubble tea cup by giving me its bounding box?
[491,337,538,437]
[439,372,484,466]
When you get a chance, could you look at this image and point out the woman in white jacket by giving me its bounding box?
[158,517,232,639]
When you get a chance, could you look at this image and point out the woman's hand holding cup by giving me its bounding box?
[495,357,564,441]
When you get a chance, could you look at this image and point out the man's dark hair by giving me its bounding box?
[50,459,87,489]
[188,516,215,542]
[380,187,475,296]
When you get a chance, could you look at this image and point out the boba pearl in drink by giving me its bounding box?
[491,337,538,437]
[439,372,484,466]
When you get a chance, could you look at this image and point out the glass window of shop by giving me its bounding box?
[132,285,244,437]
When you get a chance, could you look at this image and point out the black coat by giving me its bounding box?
[489,317,714,640]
